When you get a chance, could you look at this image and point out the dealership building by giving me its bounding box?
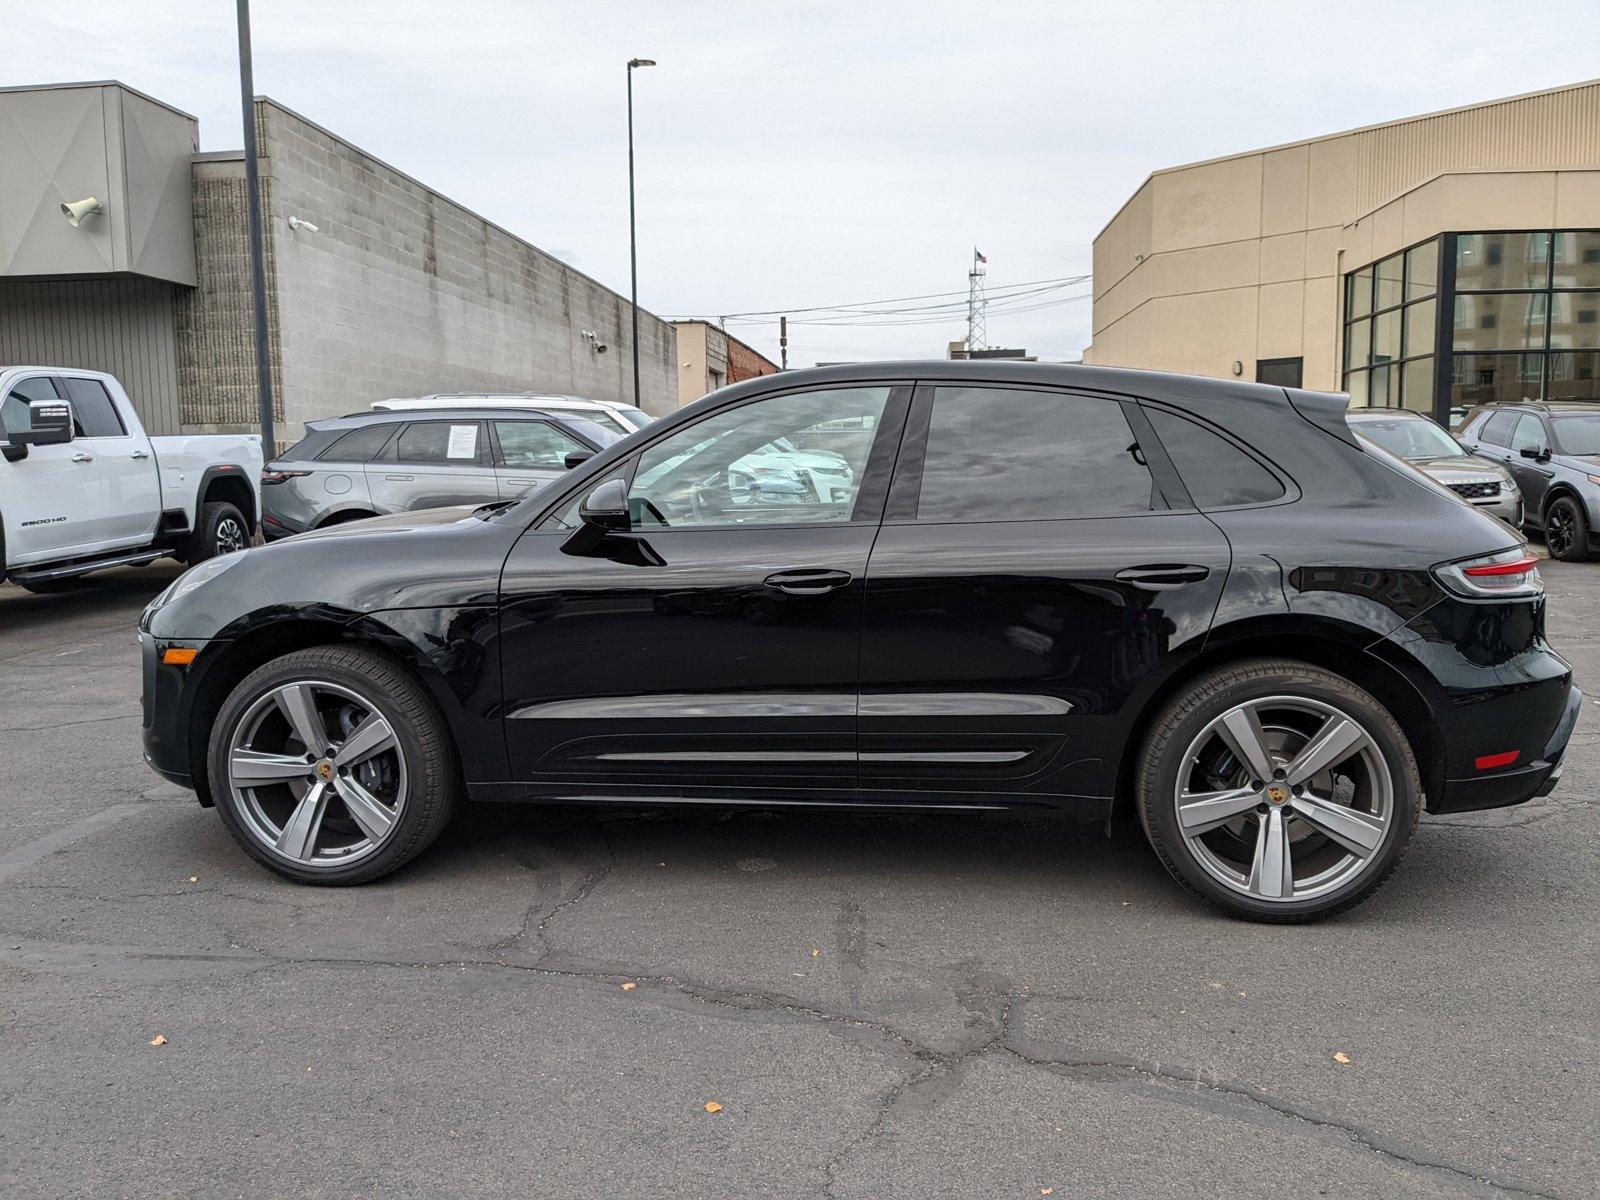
[1084,79,1600,422]
[0,81,677,440]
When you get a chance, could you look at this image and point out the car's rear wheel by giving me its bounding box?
[1544,495,1591,562]
[207,645,460,884]
[1136,659,1420,922]
[186,500,251,564]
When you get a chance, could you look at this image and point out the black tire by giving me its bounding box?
[186,500,251,564]
[1543,495,1592,562]
[207,645,460,885]
[1135,658,1421,923]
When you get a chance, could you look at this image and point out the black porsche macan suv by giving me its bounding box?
[140,362,1580,921]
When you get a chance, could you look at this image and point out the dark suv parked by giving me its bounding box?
[139,363,1579,922]
[1457,401,1600,560]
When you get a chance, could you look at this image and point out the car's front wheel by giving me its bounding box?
[1136,659,1420,922]
[207,645,460,884]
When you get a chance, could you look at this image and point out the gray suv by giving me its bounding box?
[1457,401,1600,560]
[261,407,618,539]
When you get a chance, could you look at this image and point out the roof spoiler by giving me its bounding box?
[1284,387,1359,449]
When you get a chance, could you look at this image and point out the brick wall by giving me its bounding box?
[726,334,779,385]
[259,101,677,434]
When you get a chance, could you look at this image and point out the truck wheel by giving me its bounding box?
[187,501,251,564]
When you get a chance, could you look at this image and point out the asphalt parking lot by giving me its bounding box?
[1,557,1596,1199]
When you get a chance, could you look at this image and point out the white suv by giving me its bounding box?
[373,394,654,436]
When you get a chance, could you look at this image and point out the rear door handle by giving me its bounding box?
[762,567,853,595]
[71,452,94,463]
[1115,563,1211,591]
[385,474,414,482]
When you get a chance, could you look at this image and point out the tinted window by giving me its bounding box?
[1,377,61,437]
[319,423,396,462]
[1479,410,1518,446]
[496,421,586,469]
[1509,414,1546,454]
[629,387,889,528]
[1146,409,1287,506]
[61,378,126,438]
[915,387,1153,522]
[393,421,484,465]
[1550,413,1600,455]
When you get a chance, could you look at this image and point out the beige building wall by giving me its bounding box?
[1085,79,1600,390]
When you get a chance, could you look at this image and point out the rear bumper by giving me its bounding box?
[1434,682,1581,813]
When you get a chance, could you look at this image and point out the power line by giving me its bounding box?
[721,289,1091,329]
[666,274,1089,321]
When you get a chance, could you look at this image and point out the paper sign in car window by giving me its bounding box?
[447,424,479,460]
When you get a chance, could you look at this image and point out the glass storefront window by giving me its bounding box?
[1455,232,1551,291]
[1375,254,1404,311]
[1405,240,1438,301]
[1549,291,1600,350]
[1373,308,1401,363]
[1401,358,1434,413]
[1344,369,1369,406]
[1346,318,1371,369]
[1347,268,1373,319]
[1369,364,1392,407]
[1403,299,1435,359]
[1552,233,1600,290]
[1450,352,1544,410]
[1548,351,1600,403]
[1453,292,1547,351]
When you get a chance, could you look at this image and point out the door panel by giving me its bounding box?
[0,376,106,562]
[61,377,159,547]
[364,419,499,513]
[492,419,584,500]
[496,383,909,799]
[859,514,1229,799]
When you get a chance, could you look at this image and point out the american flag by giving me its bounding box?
[974,248,987,264]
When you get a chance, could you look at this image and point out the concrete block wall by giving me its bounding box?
[260,101,676,435]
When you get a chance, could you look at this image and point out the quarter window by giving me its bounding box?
[61,378,126,437]
[913,387,1154,522]
[318,423,396,462]
[628,387,890,528]
[1144,409,1285,508]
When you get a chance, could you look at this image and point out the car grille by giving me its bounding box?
[1447,480,1501,500]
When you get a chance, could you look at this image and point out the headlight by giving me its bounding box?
[1501,477,1519,494]
[153,551,247,608]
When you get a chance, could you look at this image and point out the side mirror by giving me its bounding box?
[13,399,74,448]
[1519,445,1547,460]
[564,448,596,470]
[563,478,631,555]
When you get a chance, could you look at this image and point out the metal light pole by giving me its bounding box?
[626,58,655,409]
[237,0,275,452]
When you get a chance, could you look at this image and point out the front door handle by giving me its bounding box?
[1115,563,1211,591]
[763,567,853,595]
[71,451,93,463]
[130,449,150,460]
[385,474,414,482]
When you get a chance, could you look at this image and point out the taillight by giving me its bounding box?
[1435,547,1543,598]
[260,468,311,485]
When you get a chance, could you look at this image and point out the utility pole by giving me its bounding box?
[779,315,788,370]
[966,246,987,354]
[626,58,655,409]
[237,0,275,452]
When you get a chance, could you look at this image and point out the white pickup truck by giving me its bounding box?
[1,366,263,592]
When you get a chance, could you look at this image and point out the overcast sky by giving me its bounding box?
[6,1,1598,366]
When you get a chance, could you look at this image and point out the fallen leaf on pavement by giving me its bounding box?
[1333,1051,1351,1064]
[187,876,199,883]
[704,1101,723,1113]
[621,982,637,991]
[811,948,820,957]
[1042,1189,1054,1196]
[149,1035,167,1046]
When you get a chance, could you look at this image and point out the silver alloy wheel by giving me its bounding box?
[215,516,247,555]
[1173,695,1393,903]
[224,679,407,869]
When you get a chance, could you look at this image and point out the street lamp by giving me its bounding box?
[627,57,655,409]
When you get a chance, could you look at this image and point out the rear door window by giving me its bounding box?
[1144,408,1285,507]
[911,386,1154,522]
[61,378,127,438]
[1479,411,1518,446]
[393,421,486,465]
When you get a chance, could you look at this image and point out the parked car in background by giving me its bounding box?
[1457,401,1600,560]
[142,362,1579,923]
[260,407,619,539]
[1,366,261,592]
[1346,408,1521,527]
[372,393,654,436]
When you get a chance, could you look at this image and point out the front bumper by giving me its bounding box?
[139,630,208,796]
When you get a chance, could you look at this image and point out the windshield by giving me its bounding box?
[1351,417,1465,460]
[1550,413,1600,456]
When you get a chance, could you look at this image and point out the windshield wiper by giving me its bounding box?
[471,500,516,519]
